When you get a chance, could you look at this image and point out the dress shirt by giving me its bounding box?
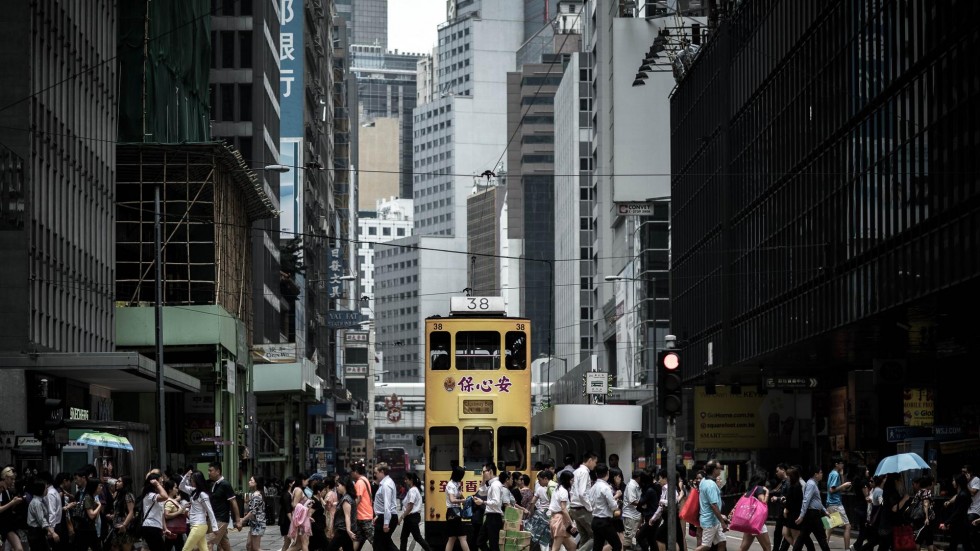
[373,475,398,525]
[570,465,592,509]
[589,479,618,519]
[402,487,423,515]
[484,479,505,515]
[46,485,62,527]
[445,481,461,508]
[800,478,827,517]
[27,495,50,529]
[622,479,642,520]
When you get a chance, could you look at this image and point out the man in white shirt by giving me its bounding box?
[589,464,621,551]
[474,464,506,551]
[570,452,598,551]
[372,463,400,551]
[622,470,643,550]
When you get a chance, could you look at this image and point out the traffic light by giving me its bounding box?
[43,397,64,428]
[658,350,682,417]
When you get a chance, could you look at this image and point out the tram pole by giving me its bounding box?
[666,416,677,551]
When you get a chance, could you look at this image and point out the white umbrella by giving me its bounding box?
[874,452,929,476]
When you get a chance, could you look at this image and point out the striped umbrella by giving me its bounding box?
[75,432,134,451]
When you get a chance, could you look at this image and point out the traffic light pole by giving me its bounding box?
[666,415,677,551]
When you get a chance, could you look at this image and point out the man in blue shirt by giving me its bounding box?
[695,461,729,551]
[793,466,831,551]
[825,459,852,550]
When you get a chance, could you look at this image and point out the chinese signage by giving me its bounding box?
[279,0,304,137]
[254,343,298,363]
[327,248,347,299]
[765,377,818,389]
[441,375,512,393]
[616,202,654,216]
[462,400,494,415]
[903,388,934,426]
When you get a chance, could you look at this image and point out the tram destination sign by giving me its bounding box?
[765,377,818,389]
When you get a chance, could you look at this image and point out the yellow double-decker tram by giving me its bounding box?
[423,296,531,547]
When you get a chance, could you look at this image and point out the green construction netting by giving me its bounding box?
[119,0,212,143]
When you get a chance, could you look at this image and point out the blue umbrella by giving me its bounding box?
[874,452,929,476]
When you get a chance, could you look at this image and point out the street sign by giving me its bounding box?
[327,310,362,328]
[616,202,654,216]
[765,377,818,389]
[586,372,608,395]
[932,426,964,440]
[886,426,932,442]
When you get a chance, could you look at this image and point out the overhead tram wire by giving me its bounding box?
[0,0,238,114]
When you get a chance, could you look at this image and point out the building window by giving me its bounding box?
[239,31,252,68]
[239,84,252,121]
[369,227,377,235]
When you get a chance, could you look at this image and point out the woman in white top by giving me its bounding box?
[178,471,219,551]
[138,474,170,551]
[399,473,432,551]
[548,471,578,551]
[444,466,472,551]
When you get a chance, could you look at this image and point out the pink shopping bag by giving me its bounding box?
[728,487,768,535]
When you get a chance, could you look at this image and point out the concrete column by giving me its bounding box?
[604,431,633,475]
[284,399,293,474]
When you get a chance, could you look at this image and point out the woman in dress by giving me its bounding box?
[178,471,218,551]
[109,477,136,551]
[399,473,431,551]
[0,466,26,551]
[444,466,472,551]
[326,477,356,551]
[236,476,266,551]
[549,470,578,551]
[652,469,688,551]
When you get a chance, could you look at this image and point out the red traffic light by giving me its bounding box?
[662,351,680,370]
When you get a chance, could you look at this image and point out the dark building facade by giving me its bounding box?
[210,0,283,345]
[670,0,980,462]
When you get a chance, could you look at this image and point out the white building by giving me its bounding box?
[357,197,414,321]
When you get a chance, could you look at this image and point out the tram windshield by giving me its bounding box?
[456,331,500,370]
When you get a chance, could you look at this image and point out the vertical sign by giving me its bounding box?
[327,248,346,299]
[903,388,934,427]
[279,0,304,137]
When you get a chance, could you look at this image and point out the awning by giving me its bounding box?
[0,351,200,392]
[532,404,643,434]
[253,358,320,396]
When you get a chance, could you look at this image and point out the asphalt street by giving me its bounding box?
[220,522,854,551]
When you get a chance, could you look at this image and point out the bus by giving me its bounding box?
[376,446,411,493]
[423,296,531,548]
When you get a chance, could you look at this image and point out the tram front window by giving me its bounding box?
[497,427,527,471]
[505,331,527,369]
[429,427,458,471]
[462,427,494,472]
[456,331,500,370]
[430,331,451,370]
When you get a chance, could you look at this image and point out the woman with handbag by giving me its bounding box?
[444,466,472,551]
[162,481,188,551]
[909,476,935,551]
[548,471,578,551]
[137,474,169,551]
[236,476,267,551]
[732,477,772,551]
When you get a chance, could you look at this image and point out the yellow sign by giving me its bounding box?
[903,388,934,427]
[694,386,766,449]
[463,399,494,415]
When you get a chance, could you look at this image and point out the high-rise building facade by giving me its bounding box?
[670,0,980,454]
[351,45,424,200]
[334,0,387,50]
[210,0,284,345]
[357,197,414,321]
[0,1,120,460]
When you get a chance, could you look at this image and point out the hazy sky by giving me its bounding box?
[388,0,446,55]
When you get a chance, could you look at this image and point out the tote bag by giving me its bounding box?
[679,486,701,527]
[892,524,916,551]
[729,489,768,535]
